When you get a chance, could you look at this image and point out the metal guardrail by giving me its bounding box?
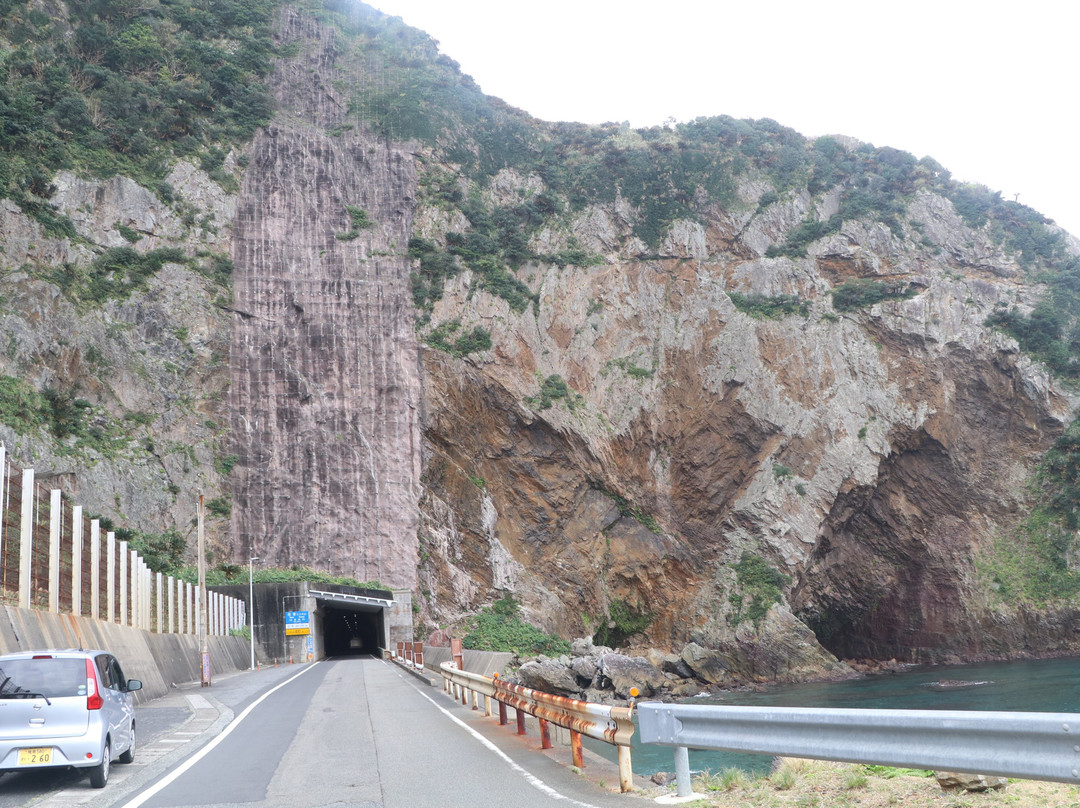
[638,702,1080,800]
[439,661,636,792]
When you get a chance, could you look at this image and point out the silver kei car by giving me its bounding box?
[0,649,142,788]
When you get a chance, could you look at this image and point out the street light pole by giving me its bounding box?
[249,556,260,670]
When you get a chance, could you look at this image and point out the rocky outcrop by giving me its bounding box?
[0,167,234,544]
[415,168,1080,668]
[514,632,852,702]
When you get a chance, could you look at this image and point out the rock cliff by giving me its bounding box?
[228,7,422,586]
[3,1,1080,677]
[415,171,1080,664]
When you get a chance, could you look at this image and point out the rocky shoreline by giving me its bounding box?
[507,637,880,704]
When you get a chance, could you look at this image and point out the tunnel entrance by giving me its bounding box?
[310,588,393,659]
[321,604,384,656]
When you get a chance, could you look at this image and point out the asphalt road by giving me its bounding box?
[0,657,657,808]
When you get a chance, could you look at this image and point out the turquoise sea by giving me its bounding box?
[586,656,1080,776]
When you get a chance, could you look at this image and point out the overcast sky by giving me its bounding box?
[364,0,1080,240]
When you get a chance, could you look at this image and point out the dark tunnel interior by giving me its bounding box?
[322,605,383,656]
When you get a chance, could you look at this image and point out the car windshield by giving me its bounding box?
[0,658,86,698]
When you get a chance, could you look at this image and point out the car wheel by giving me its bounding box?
[89,740,110,789]
[119,723,135,764]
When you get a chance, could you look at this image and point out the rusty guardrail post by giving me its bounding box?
[571,730,584,768]
[437,659,636,792]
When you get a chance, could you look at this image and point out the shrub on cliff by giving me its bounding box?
[463,595,569,656]
[592,599,653,648]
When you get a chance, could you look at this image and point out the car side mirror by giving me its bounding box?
[126,679,142,692]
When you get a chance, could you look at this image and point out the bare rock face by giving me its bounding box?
[415,167,1080,672]
[228,8,422,588]
[51,172,184,249]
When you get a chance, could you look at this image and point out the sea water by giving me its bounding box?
[586,656,1080,776]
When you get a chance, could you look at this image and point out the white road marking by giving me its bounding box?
[115,662,322,808]
[407,671,605,808]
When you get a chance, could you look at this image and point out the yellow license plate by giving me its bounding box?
[18,747,52,765]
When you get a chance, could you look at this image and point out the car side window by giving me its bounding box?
[110,659,127,691]
[96,656,115,689]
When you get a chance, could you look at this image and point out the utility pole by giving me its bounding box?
[249,556,260,670]
[198,495,210,687]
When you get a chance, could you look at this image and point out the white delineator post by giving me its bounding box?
[71,506,83,616]
[48,489,61,613]
[106,531,116,622]
[18,468,33,609]
[90,520,100,619]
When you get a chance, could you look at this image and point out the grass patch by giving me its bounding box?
[678,758,1080,808]
[695,767,752,792]
[863,765,935,778]
[979,510,1080,605]
[174,563,387,590]
[591,482,663,534]
[40,246,189,307]
[608,357,654,379]
[526,374,571,410]
[336,205,376,240]
[765,215,841,258]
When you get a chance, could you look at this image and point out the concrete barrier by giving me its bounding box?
[423,645,513,678]
[0,605,252,703]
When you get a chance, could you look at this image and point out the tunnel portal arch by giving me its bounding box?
[311,589,392,658]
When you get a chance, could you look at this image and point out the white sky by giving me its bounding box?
[365,0,1080,240]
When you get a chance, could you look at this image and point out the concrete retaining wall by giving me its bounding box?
[0,605,252,703]
[423,645,514,677]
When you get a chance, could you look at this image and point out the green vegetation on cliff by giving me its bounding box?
[593,599,653,648]
[729,292,809,320]
[424,319,491,358]
[830,279,917,312]
[0,0,277,230]
[729,552,790,625]
[985,257,1080,379]
[980,417,1080,605]
[463,595,570,655]
[0,374,142,459]
[980,258,1080,602]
